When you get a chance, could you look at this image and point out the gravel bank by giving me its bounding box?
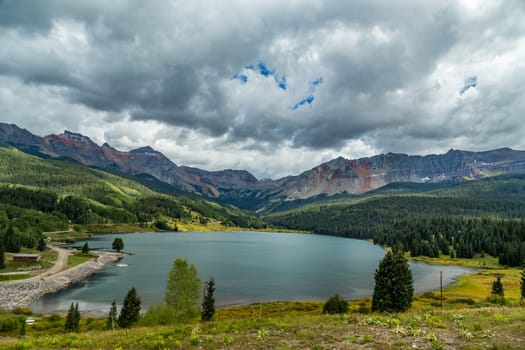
[0,252,122,310]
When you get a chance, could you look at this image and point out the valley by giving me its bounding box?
[1,124,525,349]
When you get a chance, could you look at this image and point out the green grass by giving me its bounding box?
[0,263,524,349]
[1,305,524,349]
[409,252,501,269]
[67,253,94,268]
[0,273,31,281]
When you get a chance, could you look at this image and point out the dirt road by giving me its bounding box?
[44,246,71,276]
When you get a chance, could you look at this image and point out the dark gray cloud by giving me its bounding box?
[1,0,524,178]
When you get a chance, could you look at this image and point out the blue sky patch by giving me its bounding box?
[257,63,273,77]
[278,75,287,90]
[460,76,477,94]
[290,95,314,110]
[311,77,323,86]
[233,62,322,110]
[232,73,248,84]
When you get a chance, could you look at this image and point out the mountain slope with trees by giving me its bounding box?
[266,174,525,266]
[0,144,265,255]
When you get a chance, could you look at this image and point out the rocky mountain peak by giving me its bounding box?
[324,156,348,169]
[131,146,159,154]
[2,123,525,211]
[62,130,95,144]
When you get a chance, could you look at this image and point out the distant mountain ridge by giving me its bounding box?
[2,122,525,211]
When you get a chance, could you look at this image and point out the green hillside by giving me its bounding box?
[0,144,265,251]
[266,174,525,266]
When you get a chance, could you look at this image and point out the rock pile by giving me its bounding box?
[0,252,122,310]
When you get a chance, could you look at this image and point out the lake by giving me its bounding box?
[31,231,474,313]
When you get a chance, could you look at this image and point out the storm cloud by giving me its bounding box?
[1,0,524,178]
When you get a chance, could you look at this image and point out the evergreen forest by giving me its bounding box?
[266,175,525,267]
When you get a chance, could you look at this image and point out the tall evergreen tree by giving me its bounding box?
[372,251,414,313]
[165,258,201,322]
[19,317,26,336]
[64,302,80,332]
[82,241,90,254]
[201,276,216,321]
[0,240,6,269]
[4,224,21,253]
[118,287,141,328]
[106,300,118,330]
[74,303,80,329]
[37,236,47,252]
[491,276,504,297]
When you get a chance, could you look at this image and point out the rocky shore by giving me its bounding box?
[0,252,122,310]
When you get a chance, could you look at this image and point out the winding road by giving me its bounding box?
[41,246,72,277]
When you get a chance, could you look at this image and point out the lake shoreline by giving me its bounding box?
[0,251,123,310]
[30,232,478,315]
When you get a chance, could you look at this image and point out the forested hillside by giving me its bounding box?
[266,174,525,266]
[0,144,265,253]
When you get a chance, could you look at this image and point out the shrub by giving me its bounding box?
[323,294,348,314]
[0,315,21,332]
[139,303,179,326]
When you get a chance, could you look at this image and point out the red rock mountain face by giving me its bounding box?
[2,123,525,207]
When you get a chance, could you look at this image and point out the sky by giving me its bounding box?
[1,0,524,179]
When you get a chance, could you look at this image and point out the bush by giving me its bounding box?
[139,303,178,326]
[357,301,371,314]
[323,294,348,314]
[0,315,22,332]
[11,307,32,315]
[486,295,506,305]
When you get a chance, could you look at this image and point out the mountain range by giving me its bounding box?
[2,122,525,212]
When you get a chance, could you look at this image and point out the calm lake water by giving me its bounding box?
[31,231,474,313]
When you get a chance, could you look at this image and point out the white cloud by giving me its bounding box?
[0,0,524,178]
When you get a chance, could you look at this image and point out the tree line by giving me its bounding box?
[266,195,525,267]
[0,184,265,254]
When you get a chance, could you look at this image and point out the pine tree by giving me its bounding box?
[107,300,118,330]
[165,258,201,322]
[74,303,80,331]
[201,276,216,321]
[491,276,504,297]
[37,237,47,252]
[112,238,124,252]
[82,242,89,254]
[372,251,414,313]
[0,240,6,269]
[19,317,26,336]
[64,302,80,332]
[4,225,21,253]
[118,287,141,328]
[64,303,75,332]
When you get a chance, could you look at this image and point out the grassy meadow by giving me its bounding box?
[0,253,524,349]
